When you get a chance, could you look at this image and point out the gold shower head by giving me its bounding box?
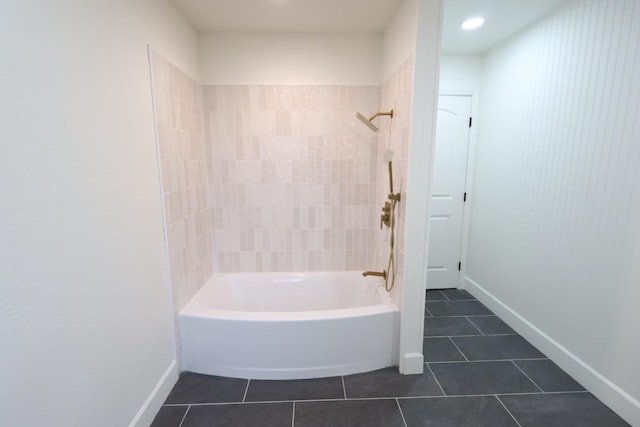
[356,112,379,132]
[355,110,394,132]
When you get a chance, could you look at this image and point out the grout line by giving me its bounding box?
[442,290,451,301]
[447,337,469,361]
[496,390,589,396]
[291,401,295,427]
[425,314,496,318]
[425,307,434,317]
[164,390,592,408]
[397,390,590,400]
[424,334,484,338]
[341,376,347,400]
[465,316,485,336]
[395,399,409,427]
[425,363,447,396]
[509,357,551,362]
[511,361,544,393]
[480,333,519,336]
[427,357,548,364]
[496,395,523,427]
[177,405,190,427]
[242,379,250,403]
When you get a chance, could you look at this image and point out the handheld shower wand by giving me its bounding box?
[388,161,401,202]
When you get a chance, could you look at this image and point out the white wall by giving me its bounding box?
[0,1,199,426]
[392,0,443,374]
[199,32,382,85]
[465,0,640,424]
[382,0,419,81]
[439,53,483,93]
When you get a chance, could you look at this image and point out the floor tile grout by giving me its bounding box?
[395,398,409,427]
[511,360,545,393]
[424,335,483,338]
[425,314,495,318]
[177,405,190,427]
[291,401,295,427]
[163,392,589,409]
[242,379,250,403]
[495,395,524,427]
[159,388,593,407]
[425,362,447,396]
[427,357,548,364]
[464,316,485,335]
[447,336,469,361]
[341,375,347,400]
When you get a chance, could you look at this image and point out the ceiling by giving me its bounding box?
[171,0,570,53]
[442,0,569,53]
[170,0,404,32]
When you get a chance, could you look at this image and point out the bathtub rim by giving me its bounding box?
[181,303,398,321]
[180,271,399,321]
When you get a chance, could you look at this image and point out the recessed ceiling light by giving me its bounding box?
[461,17,485,30]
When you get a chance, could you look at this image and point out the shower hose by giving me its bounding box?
[385,198,397,292]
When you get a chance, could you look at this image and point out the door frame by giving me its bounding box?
[437,91,479,289]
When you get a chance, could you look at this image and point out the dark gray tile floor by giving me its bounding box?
[151,289,630,427]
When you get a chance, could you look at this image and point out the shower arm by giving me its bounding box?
[368,110,394,122]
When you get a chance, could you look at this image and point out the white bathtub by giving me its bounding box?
[179,271,399,380]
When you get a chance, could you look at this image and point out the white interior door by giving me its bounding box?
[426,95,472,289]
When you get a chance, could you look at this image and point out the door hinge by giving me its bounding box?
[458,262,462,271]
[463,192,467,202]
[469,117,473,127]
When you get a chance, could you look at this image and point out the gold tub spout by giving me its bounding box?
[362,270,387,279]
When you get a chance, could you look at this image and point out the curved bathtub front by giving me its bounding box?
[178,272,400,380]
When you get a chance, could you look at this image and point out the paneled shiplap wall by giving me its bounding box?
[467,0,640,423]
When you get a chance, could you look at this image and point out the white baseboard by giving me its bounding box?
[400,352,425,375]
[129,360,179,427]
[464,276,640,426]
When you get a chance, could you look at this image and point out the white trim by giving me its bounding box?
[401,353,426,375]
[465,276,640,426]
[399,0,443,376]
[128,360,179,427]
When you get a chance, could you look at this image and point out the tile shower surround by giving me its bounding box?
[205,84,382,273]
[151,51,416,312]
[374,56,414,304]
[151,51,213,313]
[151,289,630,427]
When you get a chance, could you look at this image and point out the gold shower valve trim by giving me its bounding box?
[380,201,391,229]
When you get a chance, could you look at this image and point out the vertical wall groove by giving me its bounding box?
[469,0,640,422]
